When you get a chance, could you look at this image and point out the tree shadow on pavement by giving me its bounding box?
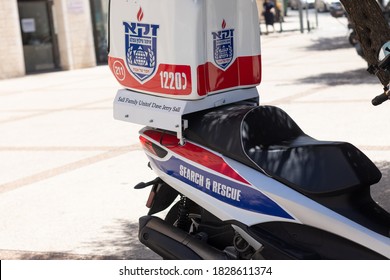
[297,68,378,85]
[80,220,161,260]
[11,220,160,260]
[297,35,380,85]
[305,36,352,51]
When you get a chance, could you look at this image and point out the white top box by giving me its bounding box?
[108,0,262,100]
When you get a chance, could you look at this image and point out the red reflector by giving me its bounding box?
[140,136,157,156]
[139,135,168,158]
[146,189,155,208]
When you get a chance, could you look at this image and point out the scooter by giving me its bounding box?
[134,101,390,260]
[108,0,390,259]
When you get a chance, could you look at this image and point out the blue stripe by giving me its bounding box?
[151,156,293,220]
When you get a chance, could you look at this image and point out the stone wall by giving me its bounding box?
[53,0,96,70]
[0,0,25,79]
[0,0,97,79]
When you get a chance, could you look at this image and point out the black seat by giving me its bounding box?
[184,105,381,196]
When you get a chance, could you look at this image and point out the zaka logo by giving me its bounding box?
[212,19,234,70]
[123,7,160,82]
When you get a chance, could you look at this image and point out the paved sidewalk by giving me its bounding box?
[0,66,160,259]
[0,12,389,259]
[260,8,321,34]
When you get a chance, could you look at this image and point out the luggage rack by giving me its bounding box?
[113,87,259,144]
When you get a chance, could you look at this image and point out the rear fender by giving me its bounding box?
[148,180,179,215]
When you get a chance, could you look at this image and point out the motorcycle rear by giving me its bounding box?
[108,0,390,259]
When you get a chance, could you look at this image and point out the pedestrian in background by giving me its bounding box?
[263,0,275,34]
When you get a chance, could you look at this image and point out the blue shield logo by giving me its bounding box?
[123,21,160,82]
[212,26,234,70]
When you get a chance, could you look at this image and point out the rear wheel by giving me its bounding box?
[164,196,262,259]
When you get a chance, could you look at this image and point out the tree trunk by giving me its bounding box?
[340,0,390,86]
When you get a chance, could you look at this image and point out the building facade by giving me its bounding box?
[0,0,266,80]
[0,0,109,79]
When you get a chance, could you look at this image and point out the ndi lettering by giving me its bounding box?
[212,29,234,40]
[123,22,159,37]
